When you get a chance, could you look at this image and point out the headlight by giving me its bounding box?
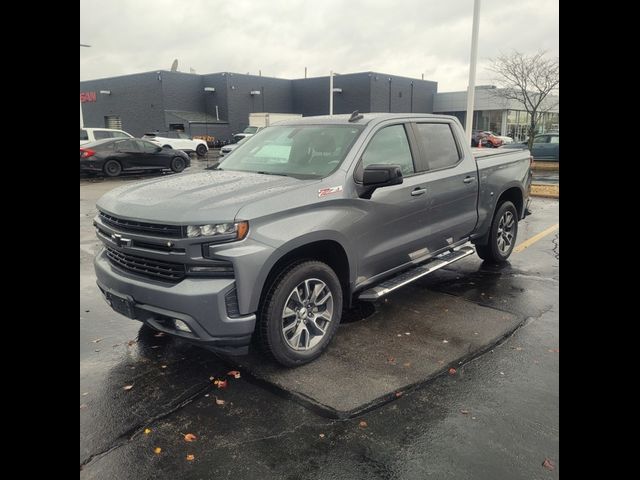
[186,221,249,241]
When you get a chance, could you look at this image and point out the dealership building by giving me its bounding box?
[80,70,558,142]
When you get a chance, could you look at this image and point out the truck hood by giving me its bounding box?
[96,170,316,224]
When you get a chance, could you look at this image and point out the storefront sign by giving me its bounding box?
[80,91,97,103]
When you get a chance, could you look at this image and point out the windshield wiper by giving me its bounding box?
[255,171,289,177]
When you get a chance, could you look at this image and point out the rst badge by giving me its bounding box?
[318,185,343,198]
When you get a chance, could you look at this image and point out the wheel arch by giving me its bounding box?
[250,235,354,313]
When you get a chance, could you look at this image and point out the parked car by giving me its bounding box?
[219,136,250,158]
[471,130,503,148]
[80,138,191,177]
[142,131,209,157]
[502,133,559,161]
[81,128,133,146]
[94,113,531,366]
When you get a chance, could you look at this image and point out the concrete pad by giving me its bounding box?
[234,285,522,418]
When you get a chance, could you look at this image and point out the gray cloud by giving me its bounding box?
[80,0,558,91]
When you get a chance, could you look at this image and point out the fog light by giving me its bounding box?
[174,319,191,332]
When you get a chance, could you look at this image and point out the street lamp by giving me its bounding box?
[464,0,481,146]
[80,44,91,128]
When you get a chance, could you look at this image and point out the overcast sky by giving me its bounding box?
[80,0,558,92]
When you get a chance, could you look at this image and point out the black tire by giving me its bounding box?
[258,260,343,367]
[103,159,122,177]
[476,200,518,263]
[196,144,207,157]
[170,156,186,173]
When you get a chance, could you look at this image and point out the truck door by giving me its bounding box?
[352,123,431,279]
[410,121,479,253]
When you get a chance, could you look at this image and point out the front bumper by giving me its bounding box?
[94,249,255,352]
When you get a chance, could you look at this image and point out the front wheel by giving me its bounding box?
[170,156,186,173]
[476,201,518,263]
[258,261,343,367]
[196,144,207,157]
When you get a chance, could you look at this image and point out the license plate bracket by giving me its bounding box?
[106,291,136,319]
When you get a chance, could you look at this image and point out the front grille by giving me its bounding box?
[99,212,183,238]
[105,247,185,282]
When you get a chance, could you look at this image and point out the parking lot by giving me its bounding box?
[80,160,559,479]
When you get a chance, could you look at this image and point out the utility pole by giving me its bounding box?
[80,44,91,128]
[329,70,334,117]
[464,0,481,146]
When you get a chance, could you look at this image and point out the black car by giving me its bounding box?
[80,138,191,177]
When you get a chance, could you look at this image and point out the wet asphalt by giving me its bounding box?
[80,159,559,479]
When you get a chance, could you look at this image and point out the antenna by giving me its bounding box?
[348,111,364,122]
[170,59,178,72]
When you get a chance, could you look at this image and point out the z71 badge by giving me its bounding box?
[318,186,343,197]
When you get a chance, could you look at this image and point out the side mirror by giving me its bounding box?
[359,164,403,199]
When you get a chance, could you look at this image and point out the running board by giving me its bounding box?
[358,246,475,301]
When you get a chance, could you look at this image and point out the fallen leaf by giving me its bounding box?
[161,365,167,369]
[91,338,103,343]
[112,344,120,348]
[442,339,449,343]
[151,345,160,349]
[204,394,210,397]
[214,379,228,389]
[80,404,87,409]
[548,348,559,353]
[438,360,445,365]
[359,421,368,429]
[473,332,479,335]
[319,433,325,438]
[82,392,89,396]
[144,428,152,434]
[395,391,403,398]
[94,349,101,353]
[154,447,162,455]
[471,416,476,420]
[480,293,485,296]
[387,356,396,364]
[500,372,505,375]
[404,332,411,336]
[154,332,165,337]
[448,368,457,375]
[542,458,555,471]
[460,409,470,414]
[209,376,215,381]
[184,433,197,442]
[403,362,411,368]
[186,454,195,461]
[396,334,402,337]
[123,384,134,391]
[127,340,137,346]
[227,370,241,379]
[215,397,225,405]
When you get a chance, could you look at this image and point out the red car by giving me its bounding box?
[472,131,504,148]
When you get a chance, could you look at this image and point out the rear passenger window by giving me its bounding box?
[94,130,113,140]
[414,123,461,171]
[360,125,414,177]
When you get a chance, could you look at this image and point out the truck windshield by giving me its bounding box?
[218,125,363,179]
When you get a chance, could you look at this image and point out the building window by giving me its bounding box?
[104,115,122,130]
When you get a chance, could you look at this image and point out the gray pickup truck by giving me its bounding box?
[94,113,532,366]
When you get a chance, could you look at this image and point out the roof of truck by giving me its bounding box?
[273,112,458,126]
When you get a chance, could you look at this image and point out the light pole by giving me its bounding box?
[80,44,91,128]
[329,70,334,117]
[464,0,481,146]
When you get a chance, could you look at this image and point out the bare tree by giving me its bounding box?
[488,51,559,150]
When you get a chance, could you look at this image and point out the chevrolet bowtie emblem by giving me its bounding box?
[111,233,132,247]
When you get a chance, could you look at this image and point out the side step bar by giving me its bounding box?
[358,246,475,301]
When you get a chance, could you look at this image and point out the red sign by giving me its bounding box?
[80,91,97,103]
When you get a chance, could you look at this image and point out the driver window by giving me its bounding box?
[361,125,414,177]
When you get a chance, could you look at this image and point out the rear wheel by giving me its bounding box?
[196,144,207,157]
[258,260,342,367]
[476,201,518,263]
[170,156,186,173]
[103,159,122,177]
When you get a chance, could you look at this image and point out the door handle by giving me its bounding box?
[411,187,427,196]
[463,176,476,184]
